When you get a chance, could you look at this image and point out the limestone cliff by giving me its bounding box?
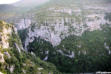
[0,21,60,74]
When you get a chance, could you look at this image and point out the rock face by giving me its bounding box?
[0,52,4,63]
[0,72,3,74]
[0,21,23,50]
[0,20,23,63]
[0,21,20,72]
[15,19,31,30]
[15,0,111,50]
[0,0,111,73]
[0,21,60,74]
[14,0,111,73]
[0,21,12,48]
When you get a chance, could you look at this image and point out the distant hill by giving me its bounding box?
[13,0,50,8]
[0,4,16,12]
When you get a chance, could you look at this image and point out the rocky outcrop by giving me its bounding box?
[0,21,12,48]
[15,0,111,50]
[0,21,60,74]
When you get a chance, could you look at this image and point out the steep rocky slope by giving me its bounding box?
[0,21,60,74]
[16,0,111,49]
[15,0,111,73]
[0,0,111,73]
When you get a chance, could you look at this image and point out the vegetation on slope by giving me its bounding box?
[27,23,111,73]
[0,21,60,74]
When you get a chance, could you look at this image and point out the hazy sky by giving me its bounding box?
[0,0,20,4]
[0,0,49,4]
